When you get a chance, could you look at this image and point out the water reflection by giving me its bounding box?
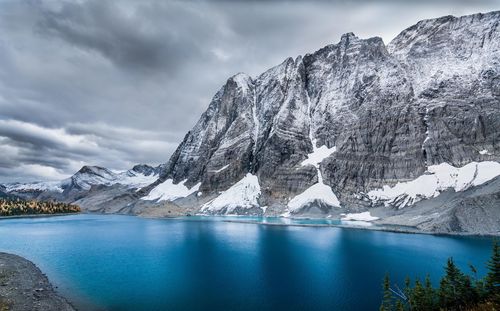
[0,214,493,311]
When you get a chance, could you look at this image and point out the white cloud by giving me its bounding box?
[0,119,99,153]
[0,164,69,182]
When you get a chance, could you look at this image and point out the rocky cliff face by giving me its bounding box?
[155,11,500,216]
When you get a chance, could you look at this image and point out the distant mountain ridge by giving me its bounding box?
[3,11,500,234]
[3,164,160,200]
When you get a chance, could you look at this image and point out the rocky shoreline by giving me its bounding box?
[0,252,75,311]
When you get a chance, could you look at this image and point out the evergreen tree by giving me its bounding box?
[423,274,436,310]
[380,273,393,311]
[410,279,425,310]
[438,258,465,309]
[403,276,412,309]
[485,240,500,304]
[470,263,487,300]
[462,275,479,307]
[395,300,405,311]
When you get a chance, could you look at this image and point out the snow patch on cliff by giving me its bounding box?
[116,171,159,189]
[142,179,200,202]
[209,164,230,173]
[202,173,261,214]
[301,141,337,168]
[367,161,500,208]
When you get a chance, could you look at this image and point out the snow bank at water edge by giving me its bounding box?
[340,212,379,227]
[341,211,379,221]
[142,179,200,202]
[288,183,341,212]
[367,161,500,208]
[202,173,261,214]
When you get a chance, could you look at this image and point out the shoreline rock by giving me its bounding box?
[0,252,75,311]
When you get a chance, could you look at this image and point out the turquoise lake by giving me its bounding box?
[0,214,494,310]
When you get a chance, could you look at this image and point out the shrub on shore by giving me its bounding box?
[0,198,80,216]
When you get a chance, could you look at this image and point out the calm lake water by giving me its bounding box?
[0,214,494,310]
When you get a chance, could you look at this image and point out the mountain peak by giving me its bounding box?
[77,166,113,177]
[388,10,500,55]
[340,32,357,41]
[228,72,253,93]
[131,164,158,176]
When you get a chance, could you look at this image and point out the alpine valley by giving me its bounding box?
[4,11,500,235]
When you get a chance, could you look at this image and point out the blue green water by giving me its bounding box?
[0,214,494,310]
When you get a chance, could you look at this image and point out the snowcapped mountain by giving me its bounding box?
[2,164,161,201]
[156,11,500,221]
[4,11,499,234]
[5,181,64,193]
[63,165,160,192]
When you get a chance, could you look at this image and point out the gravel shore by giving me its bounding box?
[0,253,75,311]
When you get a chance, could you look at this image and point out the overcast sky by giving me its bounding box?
[0,0,498,183]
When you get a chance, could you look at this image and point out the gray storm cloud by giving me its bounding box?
[0,0,497,182]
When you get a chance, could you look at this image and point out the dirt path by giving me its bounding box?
[0,253,75,311]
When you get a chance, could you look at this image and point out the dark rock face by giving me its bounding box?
[0,185,15,199]
[159,11,500,212]
[130,164,159,176]
[388,12,500,168]
[163,73,256,193]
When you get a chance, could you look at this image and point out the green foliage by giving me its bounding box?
[380,273,393,311]
[380,241,500,311]
[485,240,500,304]
[438,257,469,308]
[423,274,436,309]
[0,198,80,216]
[395,300,405,311]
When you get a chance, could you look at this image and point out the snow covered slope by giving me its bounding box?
[367,162,500,208]
[201,173,261,215]
[287,183,340,213]
[141,179,200,202]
